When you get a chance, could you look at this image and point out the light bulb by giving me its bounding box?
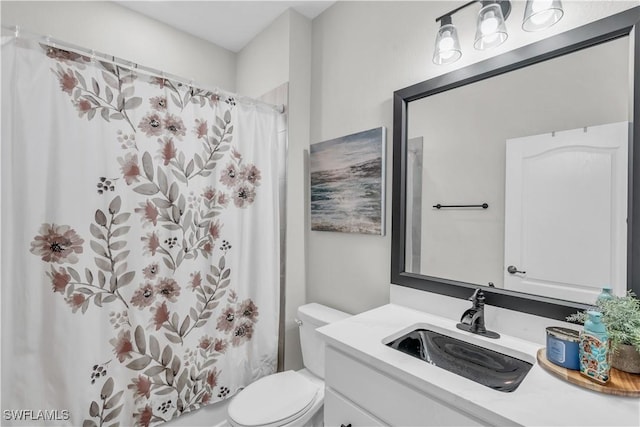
[439,32,455,51]
[480,11,499,35]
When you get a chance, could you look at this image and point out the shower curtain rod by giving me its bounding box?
[1,24,286,114]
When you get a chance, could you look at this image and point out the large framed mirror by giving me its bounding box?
[392,6,640,320]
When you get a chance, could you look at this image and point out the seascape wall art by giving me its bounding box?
[310,127,386,235]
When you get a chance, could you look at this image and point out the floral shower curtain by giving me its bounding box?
[1,35,281,426]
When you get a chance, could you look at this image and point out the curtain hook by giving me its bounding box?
[14,25,20,38]
[552,131,556,137]
[90,49,96,62]
[45,36,53,54]
[583,126,588,133]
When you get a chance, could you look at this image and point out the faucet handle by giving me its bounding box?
[469,289,486,305]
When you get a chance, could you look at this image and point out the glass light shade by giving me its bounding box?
[433,23,462,65]
[522,0,564,32]
[474,3,508,51]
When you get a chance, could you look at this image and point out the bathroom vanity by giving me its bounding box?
[318,304,640,426]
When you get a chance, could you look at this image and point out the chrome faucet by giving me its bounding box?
[456,289,500,339]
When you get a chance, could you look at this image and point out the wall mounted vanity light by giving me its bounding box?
[433,0,564,65]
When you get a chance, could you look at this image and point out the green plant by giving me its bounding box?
[567,291,640,352]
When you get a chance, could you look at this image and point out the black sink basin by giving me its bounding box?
[386,329,532,392]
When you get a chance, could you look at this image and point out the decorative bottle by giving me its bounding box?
[579,311,610,384]
[596,287,613,304]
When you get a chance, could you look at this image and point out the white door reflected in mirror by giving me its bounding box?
[504,122,628,303]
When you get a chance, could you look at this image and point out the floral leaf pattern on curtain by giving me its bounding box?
[2,42,280,427]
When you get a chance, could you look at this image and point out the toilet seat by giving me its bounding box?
[228,370,321,427]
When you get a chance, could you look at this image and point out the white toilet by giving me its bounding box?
[227,303,350,427]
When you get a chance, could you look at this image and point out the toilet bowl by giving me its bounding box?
[227,303,350,427]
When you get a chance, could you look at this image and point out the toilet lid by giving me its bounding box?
[228,370,319,427]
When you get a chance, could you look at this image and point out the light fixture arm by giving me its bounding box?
[435,0,512,23]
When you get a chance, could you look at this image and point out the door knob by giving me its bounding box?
[507,265,526,274]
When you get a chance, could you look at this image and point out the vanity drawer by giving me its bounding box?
[325,346,485,426]
[324,388,386,427]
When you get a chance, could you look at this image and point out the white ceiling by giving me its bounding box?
[116,1,335,52]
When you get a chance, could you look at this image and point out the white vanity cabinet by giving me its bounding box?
[319,304,640,427]
[324,346,486,427]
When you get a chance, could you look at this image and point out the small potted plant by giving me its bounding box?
[567,291,640,374]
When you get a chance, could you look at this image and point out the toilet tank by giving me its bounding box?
[297,303,350,379]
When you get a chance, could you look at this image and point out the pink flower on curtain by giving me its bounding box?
[46,46,90,63]
[233,184,256,208]
[198,335,214,350]
[59,70,77,95]
[141,232,160,256]
[201,241,213,257]
[208,219,222,241]
[67,293,86,312]
[220,163,239,187]
[135,200,159,227]
[47,267,71,293]
[30,223,84,264]
[201,186,217,203]
[231,321,254,347]
[216,306,236,333]
[132,405,153,427]
[128,375,152,401]
[163,114,186,139]
[151,302,170,330]
[118,153,141,185]
[110,330,133,362]
[201,393,211,405]
[206,367,220,388]
[138,112,163,137]
[159,137,177,166]
[151,77,168,88]
[149,96,167,111]
[142,263,159,280]
[189,272,202,290]
[130,283,156,308]
[237,299,259,322]
[213,338,228,354]
[194,119,208,139]
[240,164,262,186]
[75,99,92,117]
[155,278,181,302]
[217,192,229,207]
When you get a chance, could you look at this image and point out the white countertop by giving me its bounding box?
[317,303,640,427]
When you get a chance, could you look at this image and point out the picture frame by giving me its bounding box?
[310,127,386,235]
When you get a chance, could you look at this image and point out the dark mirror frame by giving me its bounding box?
[392,6,640,321]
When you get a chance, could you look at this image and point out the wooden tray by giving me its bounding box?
[537,348,640,397]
